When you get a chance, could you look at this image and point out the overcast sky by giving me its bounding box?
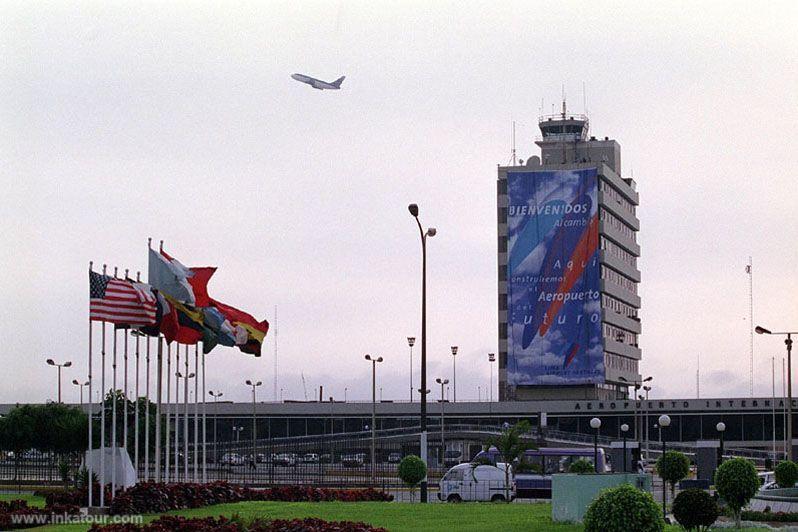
[2,1,797,405]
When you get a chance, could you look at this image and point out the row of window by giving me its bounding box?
[603,323,638,346]
[599,208,636,241]
[604,352,639,374]
[600,236,637,268]
[602,294,639,320]
[601,266,638,295]
[600,179,636,215]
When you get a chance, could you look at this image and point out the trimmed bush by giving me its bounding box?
[90,515,388,531]
[583,483,663,532]
[0,499,80,530]
[672,488,719,531]
[714,457,760,528]
[568,458,594,474]
[775,460,798,488]
[656,450,690,495]
[741,510,798,522]
[397,454,426,501]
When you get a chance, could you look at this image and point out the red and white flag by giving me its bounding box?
[90,271,157,325]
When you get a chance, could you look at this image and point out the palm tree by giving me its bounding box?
[486,420,533,502]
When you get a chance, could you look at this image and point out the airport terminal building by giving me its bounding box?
[497,104,642,401]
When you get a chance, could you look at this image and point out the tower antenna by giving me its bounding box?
[508,120,517,165]
[273,305,278,401]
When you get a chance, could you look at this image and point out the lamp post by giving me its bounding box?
[72,379,89,406]
[365,355,383,484]
[589,418,601,472]
[716,421,726,465]
[619,376,652,448]
[408,203,436,503]
[46,359,72,403]
[407,337,416,402]
[209,390,223,466]
[488,353,496,402]
[659,414,671,520]
[620,423,629,473]
[436,378,449,465]
[245,380,262,473]
[450,347,458,403]
[233,426,243,443]
[756,325,797,460]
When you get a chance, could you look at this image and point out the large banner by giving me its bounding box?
[506,168,604,385]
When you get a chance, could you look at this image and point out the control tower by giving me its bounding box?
[496,102,641,401]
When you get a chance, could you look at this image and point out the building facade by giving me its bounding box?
[497,104,642,401]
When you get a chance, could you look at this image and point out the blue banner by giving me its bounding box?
[506,168,604,385]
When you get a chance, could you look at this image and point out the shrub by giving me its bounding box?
[583,483,663,532]
[0,499,80,530]
[397,454,426,502]
[714,457,760,528]
[656,450,690,495]
[90,515,388,531]
[775,460,798,488]
[568,458,594,474]
[514,459,542,474]
[672,488,719,531]
[740,510,798,522]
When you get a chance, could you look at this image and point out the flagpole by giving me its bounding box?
[154,335,162,482]
[144,333,151,481]
[123,270,129,458]
[165,343,171,482]
[172,344,178,481]
[100,265,107,507]
[87,262,94,508]
[201,348,207,483]
[184,343,189,481]
[133,273,141,479]
[111,266,118,498]
[193,343,199,482]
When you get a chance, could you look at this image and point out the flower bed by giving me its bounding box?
[90,515,387,531]
[0,499,80,530]
[108,482,392,515]
[740,509,798,522]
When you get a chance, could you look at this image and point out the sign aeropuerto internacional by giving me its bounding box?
[506,168,603,385]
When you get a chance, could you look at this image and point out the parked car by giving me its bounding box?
[320,453,333,463]
[220,453,245,466]
[303,453,319,463]
[255,453,268,463]
[387,452,402,463]
[438,463,515,503]
[273,453,297,467]
[341,453,365,467]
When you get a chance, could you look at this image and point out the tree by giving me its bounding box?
[656,450,690,497]
[775,460,798,488]
[486,420,533,503]
[0,407,35,481]
[714,457,760,528]
[398,455,426,502]
[569,458,595,474]
[672,488,719,532]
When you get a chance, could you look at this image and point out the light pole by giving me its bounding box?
[450,347,458,403]
[72,379,89,406]
[344,387,347,402]
[46,359,72,403]
[756,325,797,460]
[436,378,449,465]
[659,414,671,520]
[620,423,629,473]
[365,355,383,484]
[488,353,496,402]
[716,421,726,464]
[233,426,243,443]
[407,337,416,402]
[590,417,601,473]
[209,390,223,466]
[408,203,436,503]
[619,376,652,446]
[245,380,262,471]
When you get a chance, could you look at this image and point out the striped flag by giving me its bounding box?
[90,271,157,325]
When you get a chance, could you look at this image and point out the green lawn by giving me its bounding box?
[27,501,770,532]
[0,493,46,507]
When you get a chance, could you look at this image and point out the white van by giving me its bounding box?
[438,462,515,503]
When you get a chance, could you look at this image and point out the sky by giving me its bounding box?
[1,1,797,405]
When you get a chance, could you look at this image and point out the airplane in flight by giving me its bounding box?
[291,73,346,90]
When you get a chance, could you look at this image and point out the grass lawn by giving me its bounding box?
[28,501,771,532]
[0,493,46,507]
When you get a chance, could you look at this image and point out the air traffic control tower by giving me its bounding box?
[497,103,641,401]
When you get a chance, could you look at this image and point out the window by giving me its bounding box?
[602,294,639,320]
[498,236,507,253]
[604,353,639,374]
[603,323,638,346]
[600,208,636,241]
[600,237,637,268]
[601,266,638,294]
[444,468,464,481]
[600,180,635,215]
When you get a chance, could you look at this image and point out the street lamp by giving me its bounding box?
[232,425,243,443]
[408,203,436,503]
[46,358,72,403]
[450,347,458,403]
[436,378,449,465]
[620,423,630,473]
[716,421,726,464]
[365,355,384,485]
[589,418,601,472]
[659,414,672,520]
[72,379,89,406]
[407,337,416,402]
[756,325,797,460]
[245,380,262,471]
[209,390,223,465]
[619,376,653,458]
[488,353,496,402]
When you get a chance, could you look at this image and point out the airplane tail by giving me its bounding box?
[332,76,345,88]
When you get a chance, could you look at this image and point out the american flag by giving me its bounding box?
[90,271,157,325]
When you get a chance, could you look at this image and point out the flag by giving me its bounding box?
[90,271,156,326]
[745,264,752,274]
[188,267,216,307]
[210,298,269,356]
[163,295,203,345]
[202,307,236,347]
[148,248,196,305]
